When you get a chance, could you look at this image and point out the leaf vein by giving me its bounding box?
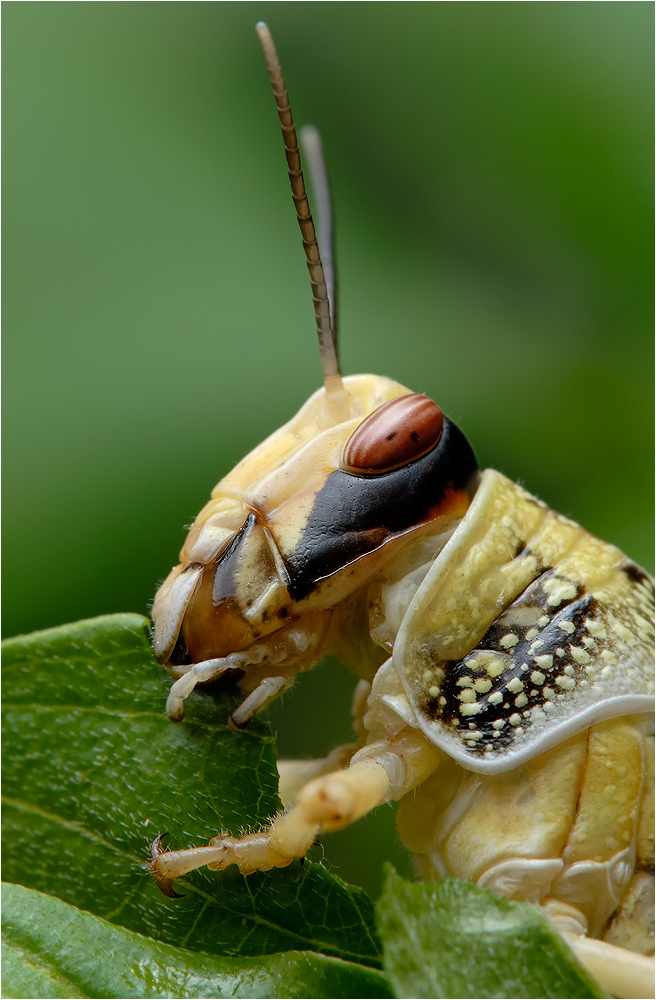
[2,795,146,867]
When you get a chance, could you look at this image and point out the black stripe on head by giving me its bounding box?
[284,416,478,600]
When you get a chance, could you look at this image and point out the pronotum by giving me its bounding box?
[150,23,654,998]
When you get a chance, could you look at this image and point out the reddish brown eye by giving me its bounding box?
[341,394,444,475]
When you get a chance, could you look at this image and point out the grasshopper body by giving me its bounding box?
[151,24,654,997]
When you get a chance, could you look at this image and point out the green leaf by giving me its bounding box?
[1,882,393,999]
[376,868,606,999]
[1,615,381,968]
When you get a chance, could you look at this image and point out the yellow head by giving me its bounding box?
[153,374,478,668]
[151,24,478,724]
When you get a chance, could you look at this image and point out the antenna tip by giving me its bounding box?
[300,123,319,142]
[255,21,273,53]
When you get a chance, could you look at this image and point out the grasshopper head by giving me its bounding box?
[152,25,477,703]
[153,374,478,666]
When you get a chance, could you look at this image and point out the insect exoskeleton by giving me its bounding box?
[152,376,477,722]
[150,23,654,999]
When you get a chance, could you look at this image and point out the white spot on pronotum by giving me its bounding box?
[558,620,576,635]
[556,674,576,690]
[537,616,550,628]
[460,702,482,717]
[458,689,477,703]
[530,670,546,685]
[544,578,578,607]
[570,646,591,665]
[488,691,503,705]
[506,677,524,694]
[456,676,473,688]
[474,677,492,693]
[429,685,440,697]
[492,719,505,730]
[514,693,528,708]
[500,633,519,649]
[534,654,553,670]
[509,713,522,726]
[526,628,540,641]
[556,647,565,657]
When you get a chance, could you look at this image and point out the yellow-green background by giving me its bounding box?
[4,2,653,894]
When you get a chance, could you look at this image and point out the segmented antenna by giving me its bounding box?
[256,22,343,397]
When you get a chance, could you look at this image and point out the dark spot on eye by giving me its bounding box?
[341,394,444,475]
[277,607,289,619]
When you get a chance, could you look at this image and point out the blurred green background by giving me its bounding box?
[4,3,653,896]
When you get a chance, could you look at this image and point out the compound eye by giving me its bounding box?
[341,394,444,475]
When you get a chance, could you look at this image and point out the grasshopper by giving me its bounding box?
[150,24,654,998]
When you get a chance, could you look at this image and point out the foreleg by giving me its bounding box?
[151,727,440,896]
[277,742,358,806]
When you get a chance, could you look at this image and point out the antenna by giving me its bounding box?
[300,125,337,350]
[255,22,345,402]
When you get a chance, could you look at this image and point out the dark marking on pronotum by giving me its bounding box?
[623,562,653,588]
[421,575,597,755]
